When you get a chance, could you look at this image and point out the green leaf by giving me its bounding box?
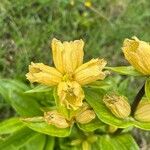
[86,80,112,90]
[0,118,24,134]
[23,120,71,137]
[77,118,105,132]
[0,127,37,149]
[25,85,52,93]
[85,88,133,128]
[98,135,114,150]
[0,79,42,117]
[9,91,42,117]
[59,138,80,150]
[98,134,139,150]
[44,136,55,150]
[85,88,150,130]
[133,120,150,130]
[105,66,143,76]
[20,134,46,150]
[111,134,139,150]
[145,78,150,100]
[0,79,28,103]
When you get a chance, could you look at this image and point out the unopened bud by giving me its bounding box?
[134,99,150,122]
[87,135,98,143]
[44,110,69,128]
[76,109,95,124]
[107,125,118,133]
[71,139,82,146]
[82,141,90,150]
[103,94,131,119]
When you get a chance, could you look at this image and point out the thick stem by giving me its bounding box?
[131,83,145,115]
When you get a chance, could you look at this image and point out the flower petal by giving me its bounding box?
[62,40,84,74]
[57,81,85,110]
[51,38,84,74]
[26,62,62,86]
[74,58,107,85]
[51,38,64,73]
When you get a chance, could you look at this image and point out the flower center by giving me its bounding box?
[62,74,74,82]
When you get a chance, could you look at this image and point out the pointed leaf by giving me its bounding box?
[106,66,143,76]
[0,79,28,103]
[25,85,52,93]
[86,81,112,90]
[77,118,105,132]
[21,134,46,150]
[9,91,42,117]
[0,118,24,134]
[98,134,139,150]
[0,127,37,149]
[23,120,71,137]
[0,79,42,116]
[133,120,150,130]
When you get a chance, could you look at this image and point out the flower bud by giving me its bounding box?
[87,135,98,143]
[134,99,150,122]
[103,94,131,119]
[75,103,96,124]
[44,110,69,128]
[71,139,82,146]
[82,141,90,150]
[76,110,96,124]
[107,125,118,133]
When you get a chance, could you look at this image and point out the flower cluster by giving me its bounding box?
[26,37,150,129]
[26,38,106,128]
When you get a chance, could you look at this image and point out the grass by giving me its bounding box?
[0,0,150,80]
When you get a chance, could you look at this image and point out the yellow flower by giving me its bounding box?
[103,94,131,119]
[44,110,69,128]
[122,37,150,75]
[84,1,92,8]
[26,38,107,109]
[57,81,84,110]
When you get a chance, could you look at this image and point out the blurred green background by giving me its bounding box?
[0,0,150,80]
[0,0,150,148]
